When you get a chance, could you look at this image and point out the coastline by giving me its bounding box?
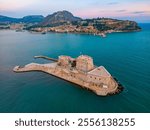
[28,28,141,37]
[0,27,141,39]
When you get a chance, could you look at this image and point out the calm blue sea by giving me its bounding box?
[0,23,150,113]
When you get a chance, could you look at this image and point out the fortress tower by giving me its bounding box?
[58,56,71,67]
[76,55,94,72]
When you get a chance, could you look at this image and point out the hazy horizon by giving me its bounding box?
[0,0,150,23]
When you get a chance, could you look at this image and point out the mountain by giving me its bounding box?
[0,15,44,23]
[21,15,44,23]
[40,10,82,26]
[0,15,19,23]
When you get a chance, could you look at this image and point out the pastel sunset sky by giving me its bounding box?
[0,0,150,22]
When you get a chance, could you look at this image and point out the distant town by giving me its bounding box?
[0,10,141,37]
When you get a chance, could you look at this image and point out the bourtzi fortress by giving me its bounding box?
[13,55,123,96]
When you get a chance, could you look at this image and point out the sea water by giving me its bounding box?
[0,24,150,112]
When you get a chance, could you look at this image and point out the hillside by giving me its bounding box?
[79,18,141,32]
[0,15,44,23]
[39,10,81,26]
[0,15,19,23]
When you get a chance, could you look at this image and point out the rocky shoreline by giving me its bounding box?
[29,24,141,37]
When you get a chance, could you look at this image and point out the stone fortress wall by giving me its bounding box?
[56,55,117,93]
[13,55,120,96]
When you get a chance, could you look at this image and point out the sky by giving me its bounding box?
[0,0,150,23]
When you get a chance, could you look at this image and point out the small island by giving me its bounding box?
[13,55,123,96]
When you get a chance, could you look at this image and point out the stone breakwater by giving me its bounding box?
[13,61,123,96]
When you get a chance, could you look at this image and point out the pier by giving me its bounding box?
[34,55,58,62]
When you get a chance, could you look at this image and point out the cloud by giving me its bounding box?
[132,11,146,14]
[107,2,118,5]
[116,10,127,12]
